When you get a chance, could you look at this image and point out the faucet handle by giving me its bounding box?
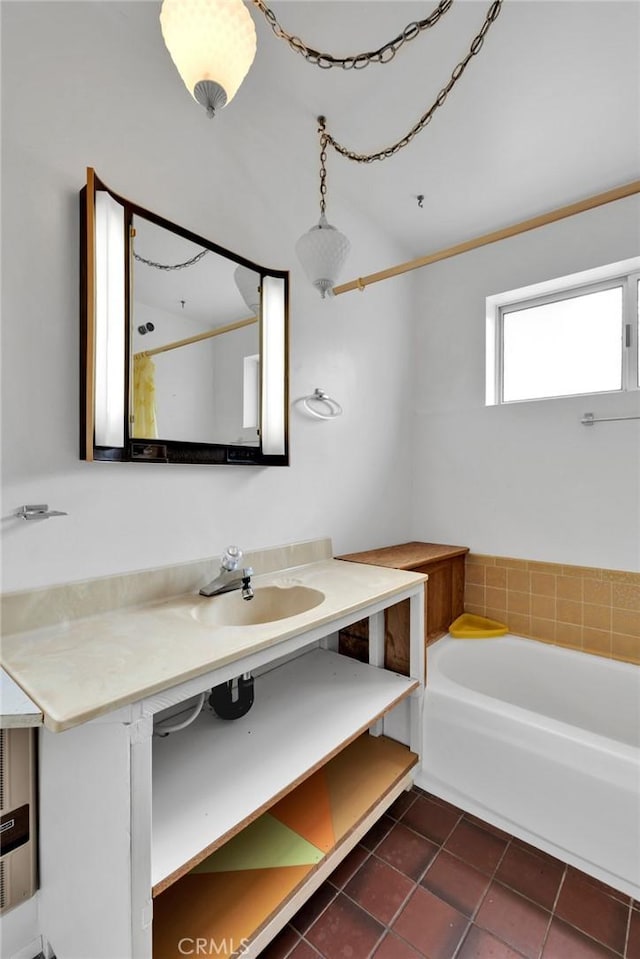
[221,545,242,571]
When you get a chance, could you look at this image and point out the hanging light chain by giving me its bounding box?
[133,249,210,271]
[252,0,454,70]
[323,0,503,164]
[318,117,328,216]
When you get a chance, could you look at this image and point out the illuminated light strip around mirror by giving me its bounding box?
[243,354,260,430]
[261,275,286,456]
[94,191,126,448]
[84,169,97,460]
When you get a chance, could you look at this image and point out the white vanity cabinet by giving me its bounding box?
[36,584,424,959]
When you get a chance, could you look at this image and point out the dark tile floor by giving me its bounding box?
[260,787,640,959]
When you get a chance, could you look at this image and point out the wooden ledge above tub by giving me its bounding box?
[338,542,469,571]
[337,542,470,671]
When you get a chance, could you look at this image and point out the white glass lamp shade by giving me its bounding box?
[234,264,261,315]
[295,213,351,298]
[160,0,257,116]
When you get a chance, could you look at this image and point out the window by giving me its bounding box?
[486,258,640,405]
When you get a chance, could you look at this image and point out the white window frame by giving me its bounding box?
[486,257,640,405]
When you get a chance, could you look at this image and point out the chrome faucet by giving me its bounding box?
[199,545,254,600]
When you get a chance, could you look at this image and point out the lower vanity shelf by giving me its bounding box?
[153,733,418,959]
[152,648,418,894]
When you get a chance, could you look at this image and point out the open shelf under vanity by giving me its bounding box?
[153,732,417,958]
[150,646,419,957]
[152,648,418,895]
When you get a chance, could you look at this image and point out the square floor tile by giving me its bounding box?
[495,842,565,910]
[401,794,462,844]
[509,837,566,872]
[563,866,631,905]
[345,854,414,925]
[457,924,530,958]
[444,820,509,876]
[288,942,320,959]
[627,907,640,959]
[475,881,550,959]
[421,849,491,918]
[259,925,301,959]
[359,814,395,852]
[290,882,337,934]
[463,814,512,841]
[542,918,622,959]
[414,789,462,815]
[387,790,418,821]
[555,868,629,954]
[375,822,439,881]
[373,931,422,958]
[305,893,384,959]
[328,846,369,889]
[391,885,469,959]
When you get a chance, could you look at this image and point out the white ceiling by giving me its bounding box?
[115,0,640,265]
[9,1,636,283]
[120,0,639,295]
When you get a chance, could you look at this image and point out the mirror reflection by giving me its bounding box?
[131,215,260,447]
[80,169,288,466]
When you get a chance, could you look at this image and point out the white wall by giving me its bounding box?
[211,323,261,445]
[1,897,40,959]
[0,2,415,592]
[410,196,640,571]
[1,5,638,578]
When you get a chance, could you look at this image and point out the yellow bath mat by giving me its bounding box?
[449,613,508,638]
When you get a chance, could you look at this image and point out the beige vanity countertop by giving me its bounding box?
[1,667,43,727]
[1,559,426,733]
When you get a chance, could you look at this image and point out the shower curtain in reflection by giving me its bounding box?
[132,353,158,438]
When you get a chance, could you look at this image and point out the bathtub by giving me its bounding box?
[416,634,640,898]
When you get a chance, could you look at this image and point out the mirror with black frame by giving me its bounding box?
[80,169,289,466]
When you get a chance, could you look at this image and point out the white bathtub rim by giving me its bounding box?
[425,676,638,765]
[428,634,640,756]
[424,690,638,794]
[435,631,638,674]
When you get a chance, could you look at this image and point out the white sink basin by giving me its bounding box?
[191,585,325,627]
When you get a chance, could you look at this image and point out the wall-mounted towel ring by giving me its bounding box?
[303,389,343,420]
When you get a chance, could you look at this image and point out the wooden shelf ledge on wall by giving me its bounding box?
[337,542,469,672]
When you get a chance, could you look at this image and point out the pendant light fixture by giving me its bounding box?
[158,0,503,294]
[295,118,351,299]
[160,0,257,118]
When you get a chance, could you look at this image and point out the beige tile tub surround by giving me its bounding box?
[464,554,640,664]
